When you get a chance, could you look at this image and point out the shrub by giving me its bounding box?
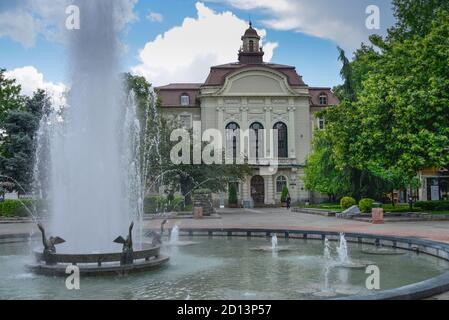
[281,186,289,203]
[228,184,238,205]
[359,198,375,213]
[414,200,449,211]
[144,196,185,214]
[0,199,32,217]
[340,196,356,210]
[144,196,163,214]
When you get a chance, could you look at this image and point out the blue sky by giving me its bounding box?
[0,0,396,98]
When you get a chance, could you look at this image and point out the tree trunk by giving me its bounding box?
[180,178,193,206]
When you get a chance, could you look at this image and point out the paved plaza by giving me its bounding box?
[3,208,449,243]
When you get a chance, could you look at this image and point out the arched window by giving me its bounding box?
[250,122,264,160]
[249,40,254,52]
[276,176,287,193]
[180,93,190,106]
[273,122,288,158]
[319,93,328,105]
[226,122,240,162]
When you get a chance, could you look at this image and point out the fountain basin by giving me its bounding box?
[26,245,169,276]
[2,228,449,299]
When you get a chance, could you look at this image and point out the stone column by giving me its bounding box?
[240,104,249,160]
[288,104,296,159]
[242,176,250,203]
[264,105,272,157]
[266,175,275,205]
[217,105,224,151]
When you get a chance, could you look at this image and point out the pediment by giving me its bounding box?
[217,67,298,96]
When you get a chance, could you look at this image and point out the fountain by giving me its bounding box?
[323,239,331,291]
[26,0,169,276]
[271,234,278,251]
[312,238,337,297]
[333,233,370,269]
[165,224,199,247]
[337,233,349,264]
[250,233,294,253]
[170,225,180,244]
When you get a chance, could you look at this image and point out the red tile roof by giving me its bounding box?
[156,84,201,108]
[203,62,306,87]
[156,70,339,108]
[309,87,340,106]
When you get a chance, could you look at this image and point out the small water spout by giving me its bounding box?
[323,238,332,291]
[170,225,179,244]
[324,238,331,261]
[337,233,350,264]
[271,234,278,252]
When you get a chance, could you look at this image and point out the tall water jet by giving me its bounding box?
[42,0,137,253]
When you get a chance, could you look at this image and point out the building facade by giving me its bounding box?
[157,24,339,206]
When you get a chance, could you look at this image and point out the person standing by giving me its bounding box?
[286,194,291,210]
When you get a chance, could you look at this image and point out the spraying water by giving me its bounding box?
[323,238,332,291]
[271,234,278,252]
[170,225,180,244]
[324,238,331,261]
[337,233,350,264]
[34,1,145,253]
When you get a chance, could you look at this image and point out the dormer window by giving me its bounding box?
[180,93,190,106]
[319,93,328,105]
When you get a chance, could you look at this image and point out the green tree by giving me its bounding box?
[0,69,23,125]
[305,2,449,204]
[0,90,50,192]
[351,10,449,208]
[389,0,449,40]
[303,130,350,201]
[280,186,289,203]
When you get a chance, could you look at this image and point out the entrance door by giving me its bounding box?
[251,175,265,206]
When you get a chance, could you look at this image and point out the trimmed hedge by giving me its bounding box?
[0,199,32,217]
[340,197,356,210]
[359,198,375,213]
[281,186,289,203]
[228,184,238,205]
[414,200,449,211]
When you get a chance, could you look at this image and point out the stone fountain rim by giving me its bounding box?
[32,244,159,261]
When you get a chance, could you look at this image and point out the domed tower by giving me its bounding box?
[238,22,264,64]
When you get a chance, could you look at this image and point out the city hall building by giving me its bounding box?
[156,24,339,206]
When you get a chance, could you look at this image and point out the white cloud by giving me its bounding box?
[5,66,67,107]
[132,2,278,86]
[0,9,41,48]
[222,0,395,53]
[146,11,163,23]
[0,0,138,47]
